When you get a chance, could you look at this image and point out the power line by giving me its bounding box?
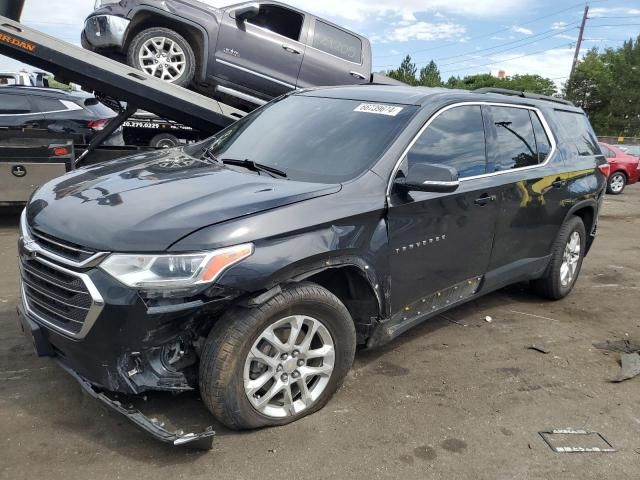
[375,0,612,59]
[375,22,580,69]
[439,42,573,75]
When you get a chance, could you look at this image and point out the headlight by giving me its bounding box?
[94,0,120,10]
[99,244,254,293]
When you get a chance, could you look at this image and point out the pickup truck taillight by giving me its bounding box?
[52,147,70,156]
[598,164,611,178]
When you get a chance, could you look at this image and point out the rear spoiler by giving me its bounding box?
[0,15,245,134]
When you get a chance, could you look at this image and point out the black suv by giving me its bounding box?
[17,86,607,445]
[0,86,123,145]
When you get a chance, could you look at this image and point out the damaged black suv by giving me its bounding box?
[17,85,607,447]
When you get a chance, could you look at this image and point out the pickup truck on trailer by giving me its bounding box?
[83,1,399,106]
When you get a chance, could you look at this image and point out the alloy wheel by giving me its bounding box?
[560,231,581,287]
[138,37,186,82]
[609,173,625,193]
[243,315,335,419]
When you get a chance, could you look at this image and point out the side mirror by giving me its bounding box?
[395,161,460,193]
[234,3,260,21]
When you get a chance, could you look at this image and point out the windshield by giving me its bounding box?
[197,95,417,183]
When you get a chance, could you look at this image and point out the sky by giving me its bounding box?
[2,0,639,89]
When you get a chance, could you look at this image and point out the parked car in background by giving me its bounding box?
[17,86,607,446]
[82,1,398,108]
[617,145,640,158]
[599,142,640,194]
[0,86,124,145]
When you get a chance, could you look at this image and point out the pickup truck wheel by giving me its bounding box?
[606,171,626,195]
[127,28,196,87]
[199,282,356,430]
[531,216,586,300]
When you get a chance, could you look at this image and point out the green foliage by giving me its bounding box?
[46,76,72,90]
[387,55,418,86]
[418,61,443,87]
[445,73,556,96]
[386,57,556,94]
[565,37,640,136]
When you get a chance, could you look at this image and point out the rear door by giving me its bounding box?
[483,104,573,277]
[297,19,370,88]
[215,3,307,97]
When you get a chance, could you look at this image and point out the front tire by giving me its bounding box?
[531,216,586,300]
[199,283,356,430]
[607,171,627,195]
[127,27,196,87]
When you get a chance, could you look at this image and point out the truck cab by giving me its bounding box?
[83,1,375,106]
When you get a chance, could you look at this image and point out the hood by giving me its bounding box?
[27,149,341,252]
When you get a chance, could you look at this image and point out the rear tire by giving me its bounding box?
[531,216,586,300]
[127,27,196,87]
[199,282,356,430]
[606,171,627,195]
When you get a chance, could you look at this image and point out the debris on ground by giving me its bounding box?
[612,352,640,383]
[528,344,550,354]
[484,316,493,323]
[593,339,640,354]
[539,429,616,453]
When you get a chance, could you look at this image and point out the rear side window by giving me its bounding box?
[408,105,487,178]
[31,96,65,113]
[0,94,32,114]
[555,110,600,156]
[484,106,539,172]
[246,4,304,41]
[599,144,615,158]
[312,21,363,64]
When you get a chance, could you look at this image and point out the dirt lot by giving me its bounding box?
[1,188,639,480]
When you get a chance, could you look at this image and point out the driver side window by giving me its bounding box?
[408,105,487,178]
[246,4,304,41]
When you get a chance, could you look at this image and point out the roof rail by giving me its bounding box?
[473,87,574,107]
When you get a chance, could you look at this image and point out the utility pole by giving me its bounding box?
[569,5,589,84]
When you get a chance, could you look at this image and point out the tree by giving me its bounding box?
[418,61,443,87]
[444,73,557,96]
[387,55,418,85]
[565,36,640,136]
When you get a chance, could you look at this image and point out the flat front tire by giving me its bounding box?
[531,216,586,300]
[199,282,356,430]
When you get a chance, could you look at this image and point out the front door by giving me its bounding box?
[388,105,499,321]
[215,3,307,98]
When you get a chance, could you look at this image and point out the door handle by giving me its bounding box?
[474,194,497,206]
[551,178,565,188]
[349,71,367,80]
[282,45,301,54]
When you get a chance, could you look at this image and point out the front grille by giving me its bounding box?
[30,228,97,263]
[20,257,94,336]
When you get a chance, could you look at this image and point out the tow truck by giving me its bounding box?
[0,1,254,448]
[0,1,247,206]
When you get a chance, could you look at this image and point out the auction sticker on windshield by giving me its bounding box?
[354,103,404,116]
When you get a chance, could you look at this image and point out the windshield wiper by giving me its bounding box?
[201,146,221,165]
[221,158,288,179]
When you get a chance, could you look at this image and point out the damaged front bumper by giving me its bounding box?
[59,362,215,450]
[16,297,217,450]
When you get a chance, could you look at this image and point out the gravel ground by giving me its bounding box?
[1,188,639,480]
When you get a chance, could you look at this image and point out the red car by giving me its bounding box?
[599,143,640,194]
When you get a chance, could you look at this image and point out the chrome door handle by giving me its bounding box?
[350,71,367,80]
[282,45,301,54]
